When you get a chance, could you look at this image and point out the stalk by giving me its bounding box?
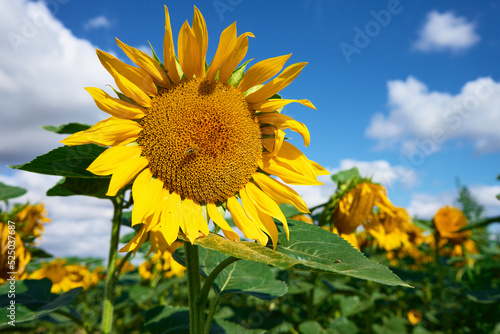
[184,241,203,333]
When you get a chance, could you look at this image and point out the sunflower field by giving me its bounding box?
[1,4,500,334]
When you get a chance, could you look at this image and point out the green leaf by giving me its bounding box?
[0,182,27,202]
[193,220,410,287]
[279,203,301,218]
[199,248,287,300]
[465,289,500,304]
[339,295,373,317]
[458,215,500,231]
[46,177,111,198]
[299,321,325,334]
[329,317,359,334]
[331,167,360,184]
[0,279,82,326]
[372,317,407,334]
[228,59,252,87]
[42,122,91,134]
[10,144,107,178]
[122,210,132,227]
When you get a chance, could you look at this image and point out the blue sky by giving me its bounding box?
[1,0,499,259]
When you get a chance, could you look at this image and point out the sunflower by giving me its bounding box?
[62,6,325,250]
[14,203,51,243]
[366,207,412,251]
[0,223,31,284]
[433,205,471,243]
[407,309,422,326]
[139,243,185,281]
[332,182,395,234]
[29,258,97,293]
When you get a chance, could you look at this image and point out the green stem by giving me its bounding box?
[101,193,124,334]
[54,309,87,332]
[185,241,203,334]
[204,293,221,334]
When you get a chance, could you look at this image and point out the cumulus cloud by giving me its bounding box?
[0,0,112,164]
[366,76,500,154]
[291,159,417,209]
[83,15,111,31]
[407,185,500,220]
[413,11,480,52]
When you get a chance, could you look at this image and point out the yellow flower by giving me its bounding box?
[367,207,412,251]
[139,241,185,280]
[15,203,51,243]
[61,6,325,250]
[407,309,422,325]
[29,259,96,293]
[0,223,31,284]
[433,206,470,243]
[329,227,361,251]
[116,258,134,274]
[333,182,394,234]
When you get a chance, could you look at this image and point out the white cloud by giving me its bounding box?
[0,0,113,164]
[83,15,111,31]
[291,159,417,209]
[366,76,500,154]
[413,11,480,52]
[407,185,500,220]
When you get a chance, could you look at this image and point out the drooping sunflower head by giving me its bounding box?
[29,259,96,293]
[332,181,396,235]
[433,205,470,243]
[61,6,326,250]
[14,203,51,242]
[0,223,31,284]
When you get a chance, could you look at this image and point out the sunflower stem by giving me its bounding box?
[101,193,124,334]
[185,241,204,334]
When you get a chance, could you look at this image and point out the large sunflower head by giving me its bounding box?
[62,6,326,250]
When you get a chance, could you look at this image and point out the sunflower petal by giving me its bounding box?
[85,87,146,119]
[61,117,141,147]
[261,129,285,157]
[88,145,142,176]
[181,198,205,243]
[161,192,182,245]
[206,203,240,242]
[206,22,237,81]
[178,21,201,79]
[192,6,208,78]
[106,153,148,196]
[251,98,315,113]
[131,171,164,226]
[309,159,329,175]
[245,62,308,104]
[227,196,268,246]
[119,224,148,253]
[237,54,291,93]
[116,38,170,87]
[252,172,310,213]
[96,49,155,107]
[259,113,310,147]
[261,141,321,185]
[218,32,254,83]
[163,6,181,84]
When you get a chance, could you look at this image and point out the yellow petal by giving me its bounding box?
[252,172,310,213]
[205,22,237,81]
[259,112,310,147]
[180,198,207,243]
[119,224,148,253]
[262,129,285,157]
[178,21,201,79]
[309,159,329,175]
[252,98,316,113]
[261,142,321,185]
[88,145,142,175]
[160,192,182,245]
[218,32,254,83]
[116,38,170,87]
[244,183,286,243]
[96,49,155,107]
[163,5,181,84]
[61,117,141,147]
[206,203,240,242]
[85,87,146,119]
[106,152,148,196]
[245,62,308,104]
[227,196,268,245]
[192,6,208,78]
[237,54,291,93]
[131,169,164,226]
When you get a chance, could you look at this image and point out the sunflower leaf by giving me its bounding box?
[42,123,91,134]
[9,144,108,178]
[193,220,409,287]
[228,59,252,87]
[0,182,27,202]
[198,247,287,300]
[46,177,111,198]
